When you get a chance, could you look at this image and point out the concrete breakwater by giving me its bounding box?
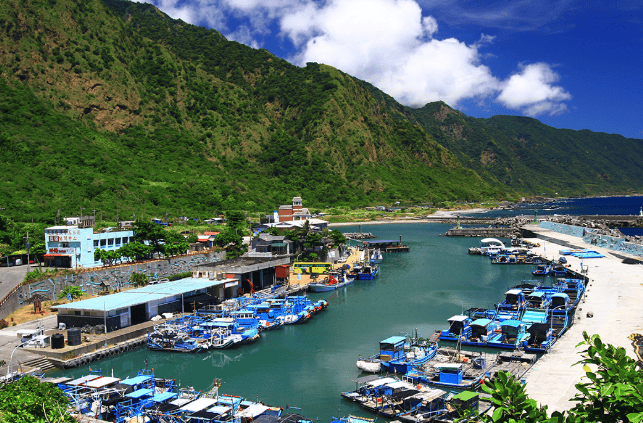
[343,232,375,239]
[52,337,147,369]
[444,227,520,237]
[520,223,643,413]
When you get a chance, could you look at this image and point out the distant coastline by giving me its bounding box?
[328,208,486,227]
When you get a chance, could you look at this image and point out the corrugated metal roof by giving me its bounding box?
[55,278,233,312]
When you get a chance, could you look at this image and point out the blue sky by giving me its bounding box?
[139,0,643,139]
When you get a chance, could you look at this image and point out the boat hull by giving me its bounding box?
[356,359,381,373]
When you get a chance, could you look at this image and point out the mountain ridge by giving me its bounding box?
[0,0,641,223]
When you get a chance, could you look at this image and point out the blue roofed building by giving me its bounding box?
[53,277,237,332]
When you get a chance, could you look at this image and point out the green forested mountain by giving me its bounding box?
[0,0,641,223]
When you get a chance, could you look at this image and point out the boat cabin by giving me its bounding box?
[246,302,275,320]
[499,289,525,311]
[445,315,471,336]
[550,293,570,312]
[469,319,497,342]
[379,336,407,362]
[525,291,548,309]
[527,322,553,345]
[500,320,527,342]
[435,363,463,385]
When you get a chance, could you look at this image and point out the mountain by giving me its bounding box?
[0,0,641,223]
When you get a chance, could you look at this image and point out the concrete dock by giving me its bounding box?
[520,223,643,412]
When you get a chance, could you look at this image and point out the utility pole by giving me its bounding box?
[116,208,119,224]
[24,232,30,269]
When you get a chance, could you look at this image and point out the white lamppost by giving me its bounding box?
[7,341,26,377]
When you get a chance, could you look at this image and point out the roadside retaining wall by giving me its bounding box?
[0,251,224,320]
[539,221,643,257]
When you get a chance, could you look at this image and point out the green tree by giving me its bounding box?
[569,332,643,423]
[133,219,166,254]
[480,371,553,423]
[163,231,189,256]
[130,272,148,287]
[215,228,245,259]
[480,332,643,423]
[118,241,153,262]
[225,210,246,232]
[328,229,347,245]
[0,375,75,422]
[57,285,83,300]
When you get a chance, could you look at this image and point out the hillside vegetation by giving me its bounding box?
[0,0,641,223]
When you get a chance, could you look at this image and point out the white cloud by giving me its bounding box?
[497,62,572,116]
[227,25,262,48]
[281,0,500,107]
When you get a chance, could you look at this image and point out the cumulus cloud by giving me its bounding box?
[282,0,500,107]
[497,63,572,116]
[139,0,571,116]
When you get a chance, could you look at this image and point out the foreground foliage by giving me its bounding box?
[480,332,643,423]
[0,376,75,423]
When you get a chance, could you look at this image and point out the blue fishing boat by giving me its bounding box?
[211,317,260,344]
[460,318,501,347]
[356,332,439,374]
[549,293,572,314]
[356,336,406,373]
[148,327,211,353]
[405,352,494,390]
[496,289,526,313]
[357,264,379,280]
[245,302,284,331]
[524,290,551,310]
[486,320,530,349]
[524,322,556,353]
[549,263,569,277]
[531,264,550,276]
[385,331,440,374]
[439,315,473,341]
[308,271,353,292]
[555,278,585,309]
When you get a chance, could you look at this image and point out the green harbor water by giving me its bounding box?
[51,223,547,421]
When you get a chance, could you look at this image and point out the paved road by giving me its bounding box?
[0,263,34,300]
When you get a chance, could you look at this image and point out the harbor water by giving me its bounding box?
[50,223,548,421]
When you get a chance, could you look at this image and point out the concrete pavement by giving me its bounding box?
[521,224,643,413]
[0,314,58,376]
[0,263,33,301]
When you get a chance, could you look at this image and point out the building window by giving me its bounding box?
[115,238,121,245]
[108,238,114,246]
[100,239,106,246]
[93,240,99,247]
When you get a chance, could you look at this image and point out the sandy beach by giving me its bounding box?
[328,208,487,227]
